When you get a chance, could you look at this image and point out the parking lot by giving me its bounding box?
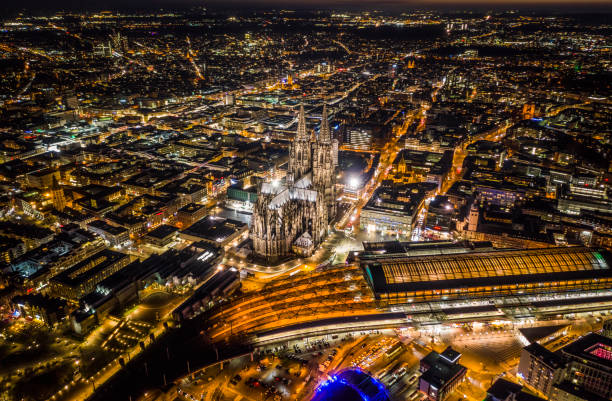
[164,314,606,401]
[172,330,428,401]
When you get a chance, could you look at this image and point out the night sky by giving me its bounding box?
[5,0,612,12]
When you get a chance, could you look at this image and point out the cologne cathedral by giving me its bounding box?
[251,104,337,262]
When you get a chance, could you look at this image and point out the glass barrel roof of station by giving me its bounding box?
[379,247,608,285]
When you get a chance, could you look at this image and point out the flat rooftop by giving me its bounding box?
[52,249,128,288]
[88,220,128,236]
[519,325,568,344]
[178,203,207,214]
[361,240,493,258]
[487,378,545,401]
[421,348,467,389]
[145,224,178,240]
[522,343,564,369]
[559,332,612,370]
[553,381,609,401]
[180,215,246,243]
[362,185,427,216]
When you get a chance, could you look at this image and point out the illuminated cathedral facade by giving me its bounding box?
[251,104,337,262]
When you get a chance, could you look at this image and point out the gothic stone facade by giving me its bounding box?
[251,104,337,262]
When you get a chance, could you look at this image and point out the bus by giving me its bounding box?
[385,342,403,359]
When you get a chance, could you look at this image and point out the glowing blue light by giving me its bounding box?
[312,368,390,401]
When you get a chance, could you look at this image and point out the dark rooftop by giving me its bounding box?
[178,203,207,214]
[88,220,128,236]
[486,378,522,400]
[52,249,128,288]
[180,215,245,242]
[553,380,609,401]
[522,343,565,369]
[145,224,178,240]
[12,294,67,311]
[519,325,568,345]
[486,378,546,401]
[420,347,466,389]
[559,332,612,370]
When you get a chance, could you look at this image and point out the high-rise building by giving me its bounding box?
[603,319,612,339]
[518,343,564,397]
[62,90,79,110]
[27,168,60,189]
[518,333,612,401]
[251,104,336,262]
[51,176,66,212]
[557,333,612,399]
[111,31,128,54]
[345,126,372,151]
[93,42,113,58]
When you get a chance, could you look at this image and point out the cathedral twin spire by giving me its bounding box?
[296,103,308,142]
[319,104,331,144]
[296,102,331,143]
[289,102,333,180]
[251,101,337,262]
[288,103,311,181]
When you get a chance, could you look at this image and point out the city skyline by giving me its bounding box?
[4,0,612,11]
[0,4,610,401]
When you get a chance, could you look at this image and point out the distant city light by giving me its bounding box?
[0,8,609,401]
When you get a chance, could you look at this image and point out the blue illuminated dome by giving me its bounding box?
[312,368,391,401]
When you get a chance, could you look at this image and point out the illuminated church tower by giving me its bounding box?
[312,104,337,221]
[251,102,337,262]
[287,104,312,182]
